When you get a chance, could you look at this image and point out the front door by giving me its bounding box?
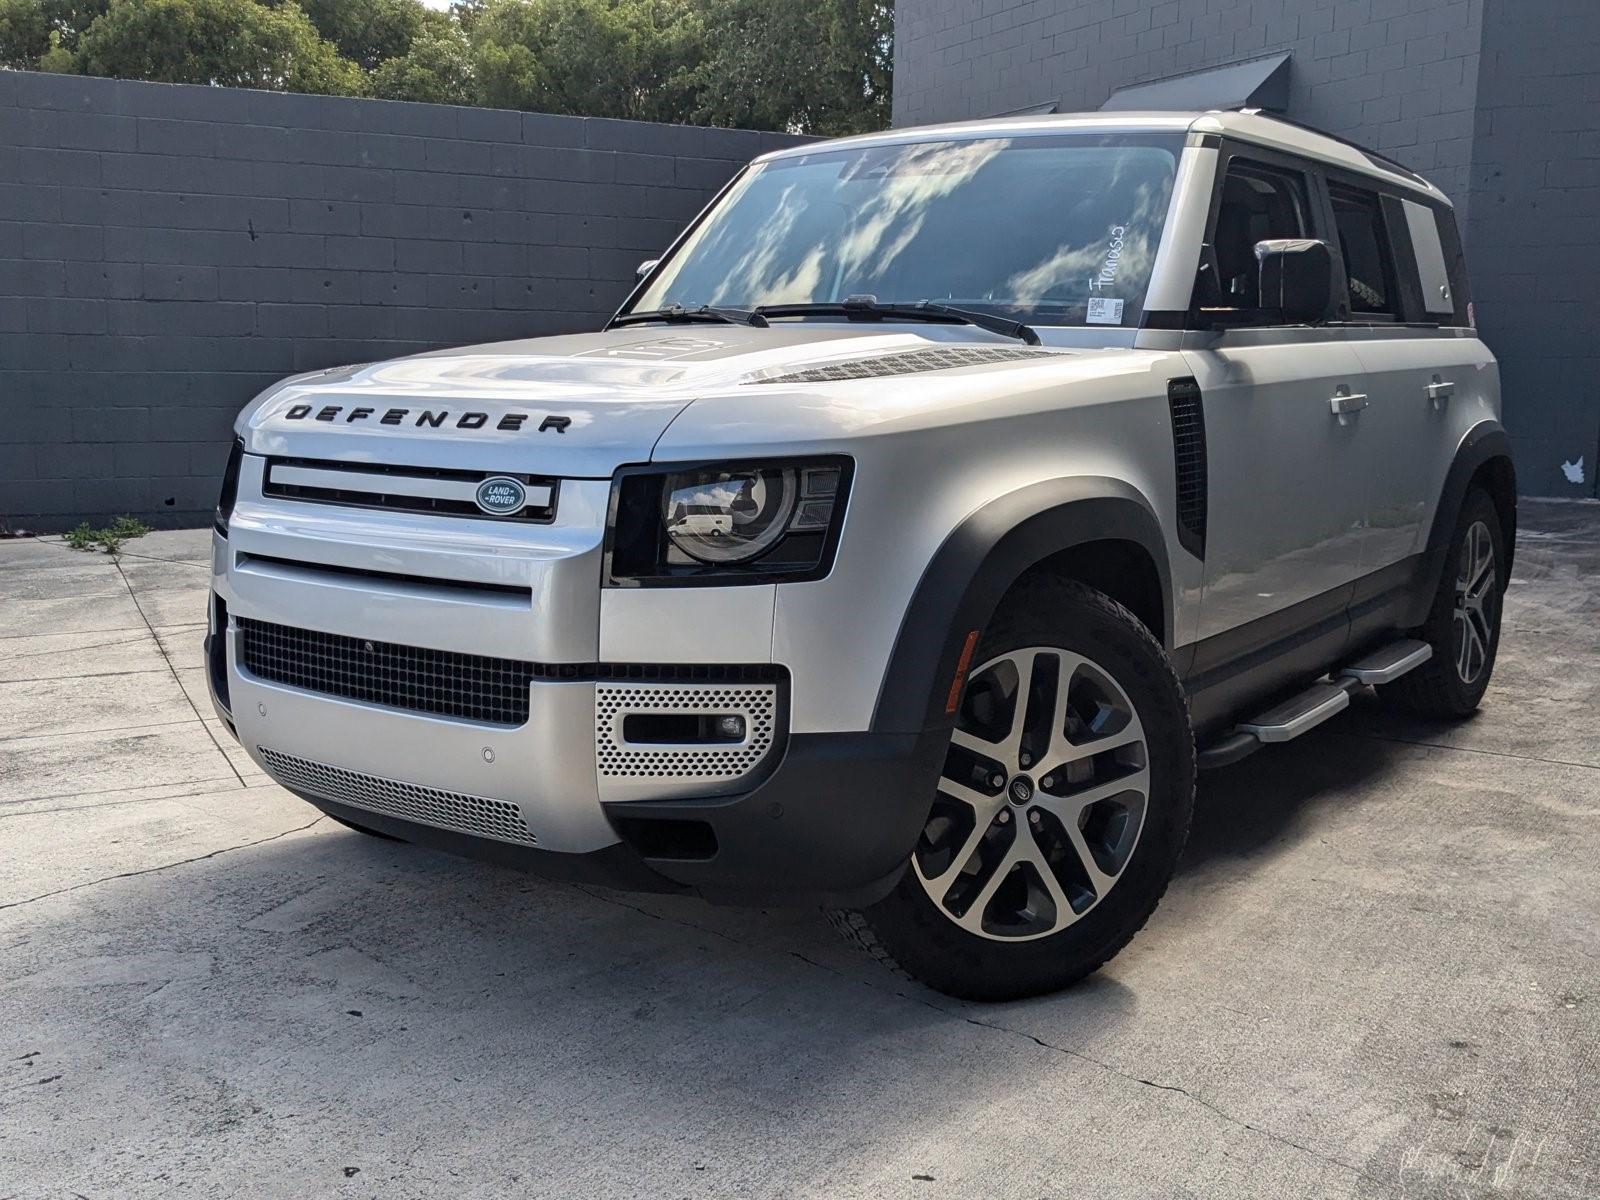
[1184,335,1370,643]
[1181,151,1373,651]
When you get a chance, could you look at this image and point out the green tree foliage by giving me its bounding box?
[38,0,108,49]
[75,0,365,92]
[469,0,703,123]
[689,0,890,136]
[0,0,50,67]
[369,14,471,103]
[0,0,891,133]
[299,0,422,71]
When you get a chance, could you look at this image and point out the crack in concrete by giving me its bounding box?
[567,884,752,950]
[24,536,209,571]
[0,625,149,642]
[111,557,246,788]
[953,1011,1392,1191]
[0,634,155,661]
[0,775,244,811]
[792,948,1396,1187]
[1,670,177,686]
[1335,728,1599,774]
[0,817,324,913]
[569,889,1393,1192]
[0,718,199,747]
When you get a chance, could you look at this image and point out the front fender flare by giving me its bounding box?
[870,477,1172,735]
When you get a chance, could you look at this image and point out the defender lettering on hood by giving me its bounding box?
[281,404,573,434]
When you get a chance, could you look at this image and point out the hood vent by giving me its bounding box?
[750,345,1067,385]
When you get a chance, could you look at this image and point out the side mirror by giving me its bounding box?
[1255,238,1334,324]
[635,258,660,282]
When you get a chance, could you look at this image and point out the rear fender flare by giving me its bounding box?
[1408,422,1516,627]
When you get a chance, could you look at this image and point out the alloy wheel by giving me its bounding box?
[915,647,1150,941]
[1453,519,1498,684]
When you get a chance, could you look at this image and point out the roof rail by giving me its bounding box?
[1242,110,1431,187]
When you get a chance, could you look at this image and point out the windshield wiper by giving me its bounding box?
[611,303,768,329]
[755,295,1041,346]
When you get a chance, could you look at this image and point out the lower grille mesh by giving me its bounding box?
[260,747,537,845]
[239,617,536,726]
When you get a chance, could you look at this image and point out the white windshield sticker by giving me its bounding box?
[1087,297,1125,325]
[1091,225,1127,293]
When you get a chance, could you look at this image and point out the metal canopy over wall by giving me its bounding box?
[1100,53,1293,112]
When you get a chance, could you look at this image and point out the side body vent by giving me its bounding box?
[1167,377,1208,558]
[750,345,1066,385]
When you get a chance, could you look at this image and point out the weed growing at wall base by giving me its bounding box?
[64,516,152,555]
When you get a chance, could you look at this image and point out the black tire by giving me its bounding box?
[327,813,405,841]
[1379,486,1506,718]
[831,578,1195,1001]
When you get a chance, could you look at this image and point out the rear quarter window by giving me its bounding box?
[1329,183,1401,320]
[1431,203,1474,327]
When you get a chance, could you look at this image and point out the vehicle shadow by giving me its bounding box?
[0,717,1457,1194]
[5,822,1058,1193]
[1180,714,1416,877]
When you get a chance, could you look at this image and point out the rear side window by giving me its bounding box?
[1329,184,1400,319]
[1198,160,1313,320]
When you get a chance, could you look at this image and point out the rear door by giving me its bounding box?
[1328,183,1485,597]
[1181,147,1370,654]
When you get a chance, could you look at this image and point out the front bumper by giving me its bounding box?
[257,729,946,908]
[207,528,944,907]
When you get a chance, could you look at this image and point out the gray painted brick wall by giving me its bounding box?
[893,0,1484,215]
[893,0,1600,497]
[1464,0,1600,497]
[0,71,810,531]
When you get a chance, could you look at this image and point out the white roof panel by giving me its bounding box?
[756,110,1446,203]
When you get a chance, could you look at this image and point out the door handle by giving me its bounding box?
[1427,378,1455,407]
[1329,390,1369,416]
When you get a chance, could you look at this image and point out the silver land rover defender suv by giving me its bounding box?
[207,111,1516,999]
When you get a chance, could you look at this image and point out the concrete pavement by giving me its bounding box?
[1,505,1596,1199]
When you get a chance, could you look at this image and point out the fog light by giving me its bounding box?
[621,712,749,744]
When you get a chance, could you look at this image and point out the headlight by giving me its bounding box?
[663,466,799,564]
[214,438,244,535]
[607,457,851,586]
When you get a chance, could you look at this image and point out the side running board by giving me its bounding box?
[1196,639,1432,770]
[1339,639,1433,684]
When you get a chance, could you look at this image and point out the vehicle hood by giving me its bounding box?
[238,324,1093,476]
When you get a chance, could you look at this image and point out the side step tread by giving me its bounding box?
[1340,638,1432,685]
[1196,636,1434,769]
[1235,681,1351,744]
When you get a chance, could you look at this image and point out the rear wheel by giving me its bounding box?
[831,579,1194,1001]
[1379,486,1505,718]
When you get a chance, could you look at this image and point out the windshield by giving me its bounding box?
[628,133,1183,329]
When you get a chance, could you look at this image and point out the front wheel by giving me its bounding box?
[831,579,1195,1001]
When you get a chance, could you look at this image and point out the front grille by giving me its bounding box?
[751,345,1066,384]
[259,748,537,845]
[239,617,537,726]
[237,617,785,726]
[263,457,557,523]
